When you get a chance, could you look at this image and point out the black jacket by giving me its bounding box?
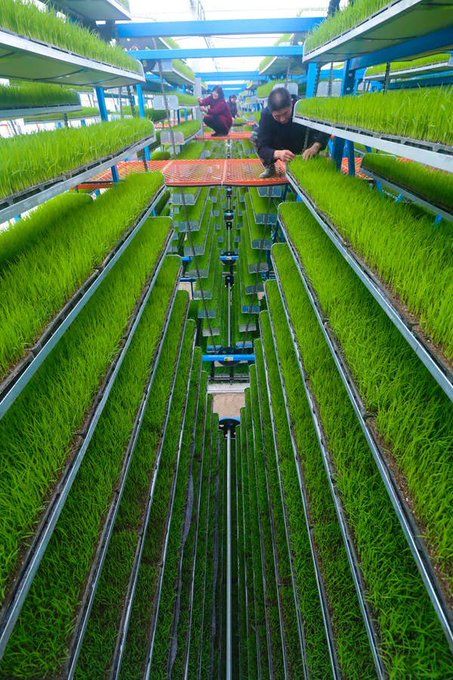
[256,103,329,165]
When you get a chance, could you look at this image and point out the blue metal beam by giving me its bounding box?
[129,45,304,60]
[117,18,324,39]
[349,27,453,70]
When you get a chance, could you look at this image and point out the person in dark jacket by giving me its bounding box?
[228,94,238,119]
[198,86,233,137]
[256,86,329,178]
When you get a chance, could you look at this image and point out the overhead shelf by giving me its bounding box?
[293,114,453,172]
[364,56,453,80]
[0,134,156,225]
[151,61,195,87]
[303,0,453,64]
[0,27,145,88]
[286,169,453,400]
[44,0,131,21]
[0,103,82,120]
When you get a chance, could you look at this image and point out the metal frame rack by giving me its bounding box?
[288,1,453,654]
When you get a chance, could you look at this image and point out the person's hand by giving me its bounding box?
[302,142,322,160]
[198,97,203,105]
[274,149,295,163]
[275,159,287,176]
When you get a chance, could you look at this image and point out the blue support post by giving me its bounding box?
[331,137,345,170]
[136,84,151,162]
[345,140,355,176]
[95,87,120,183]
[306,63,321,98]
[353,68,366,94]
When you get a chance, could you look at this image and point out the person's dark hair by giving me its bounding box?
[229,94,237,101]
[213,86,225,100]
[268,86,292,112]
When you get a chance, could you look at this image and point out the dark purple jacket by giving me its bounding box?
[200,95,233,131]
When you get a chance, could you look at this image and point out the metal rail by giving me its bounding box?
[274,272,387,678]
[255,349,309,680]
[108,316,191,678]
[0,135,156,225]
[143,336,197,679]
[0,241,170,660]
[286,172,453,401]
[362,167,453,222]
[0,186,167,421]
[262,315,343,680]
[65,278,180,678]
[0,104,82,120]
[276,233,453,652]
[226,429,233,680]
[292,116,452,172]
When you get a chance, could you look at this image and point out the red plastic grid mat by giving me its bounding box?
[77,159,288,189]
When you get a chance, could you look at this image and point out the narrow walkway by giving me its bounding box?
[78,158,289,189]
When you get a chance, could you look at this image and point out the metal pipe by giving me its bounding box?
[226,429,232,680]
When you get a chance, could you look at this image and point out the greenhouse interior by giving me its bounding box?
[0,0,452,677]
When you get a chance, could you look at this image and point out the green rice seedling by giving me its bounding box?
[213,430,228,678]
[278,205,453,589]
[262,301,375,678]
[167,372,209,678]
[256,80,298,99]
[295,88,453,145]
[0,0,141,73]
[121,107,168,123]
[254,344,307,677]
[362,153,453,212]
[244,389,271,679]
[175,92,199,106]
[0,118,154,200]
[272,243,453,676]
[241,210,269,274]
[304,0,400,53]
[176,141,206,159]
[0,173,165,381]
[366,52,452,77]
[258,321,332,678]
[0,82,80,110]
[74,295,191,677]
[0,219,171,608]
[162,119,201,141]
[249,368,286,679]
[172,59,196,83]
[195,410,220,678]
[0,192,91,269]
[114,324,196,679]
[0,257,180,678]
[238,410,260,677]
[288,157,453,358]
[152,149,171,160]
[238,237,264,294]
[146,350,203,677]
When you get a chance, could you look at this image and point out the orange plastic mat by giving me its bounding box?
[78,159,288,189]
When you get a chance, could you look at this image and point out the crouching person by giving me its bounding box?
[256,86,328,178]
[198,86,233,137]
